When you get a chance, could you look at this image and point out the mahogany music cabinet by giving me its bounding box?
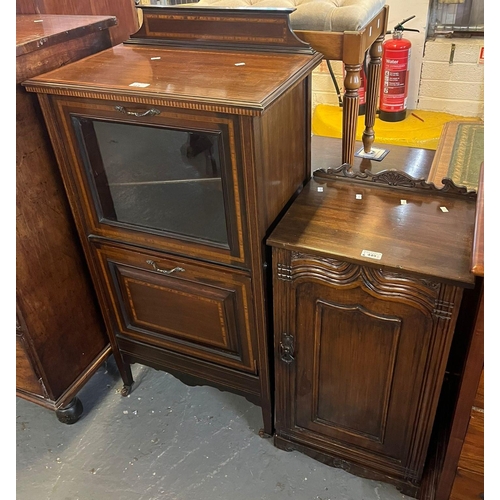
[22,6,322,436]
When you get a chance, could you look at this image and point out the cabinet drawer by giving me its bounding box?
[93,242,257,374]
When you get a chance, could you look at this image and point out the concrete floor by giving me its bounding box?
[17,357,417,500]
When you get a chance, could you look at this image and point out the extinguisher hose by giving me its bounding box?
[326,51,369,109]
[326,60,343,107]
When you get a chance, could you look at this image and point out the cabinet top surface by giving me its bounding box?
[267,177,477,287]
[16,14,117,56]
[22,42,321,111]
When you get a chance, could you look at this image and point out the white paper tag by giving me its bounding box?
[129,82,150,88]
[356,194,362,200]
[150,57,161,60]
[440,206,449,213]
[317,187,324,192]
[361,249,382,260]
[400,199,407,205]
[235,62,246,66]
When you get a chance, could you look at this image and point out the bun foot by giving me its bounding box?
[55,397,83,424]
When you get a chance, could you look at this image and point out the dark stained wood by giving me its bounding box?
[16,14,112,421]
[16,0,139,46]
[267,177,476,288]
[312,135,436,179]
[267,152,477,495]
[25,11,320,435]
[16,15,116,84]
[419,139,484,500]
[130,6,313,52]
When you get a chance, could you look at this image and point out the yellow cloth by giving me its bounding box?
[312,104,482,150]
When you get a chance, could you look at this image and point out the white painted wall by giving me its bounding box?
[311,0,484,118]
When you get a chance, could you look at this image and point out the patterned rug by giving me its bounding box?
[427,121,484,191]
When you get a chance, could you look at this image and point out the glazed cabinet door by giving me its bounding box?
[92,241,258,375]
[273,251,461,486]
[47,97,248,268]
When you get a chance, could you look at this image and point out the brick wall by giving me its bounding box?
[311,37,484,119]
[417,38,484,118]
[310,0,484,120]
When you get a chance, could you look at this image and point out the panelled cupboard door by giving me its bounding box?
[92,241,258,374]
[273,252,461,489]
[49,96,249,268]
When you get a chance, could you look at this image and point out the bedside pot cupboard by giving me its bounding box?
[267,167,477,496]
[22,6,323,435]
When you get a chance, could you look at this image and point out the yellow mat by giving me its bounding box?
[312,104,482,150]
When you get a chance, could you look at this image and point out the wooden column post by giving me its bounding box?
[342,63,361,166]
[362,34,384,153]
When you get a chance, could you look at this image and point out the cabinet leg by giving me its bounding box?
[259,405,274,438]
[55,397,83,425]
[115,354,134,396]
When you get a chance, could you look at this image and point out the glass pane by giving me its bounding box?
[75,118,229,246]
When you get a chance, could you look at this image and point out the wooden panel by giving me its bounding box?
[252,81,309,235]
[16,336,44,397]
[293,274,435,463]
[471,162,484,277]
[311,300,401,442]
[16,0,139,45]
[93,241,257,374]
[131,6,311,51]
[457,408,484,476]
[473,369,484,409]
[449,467,484,500]
[23,43,322,114]
[267,176,476,288]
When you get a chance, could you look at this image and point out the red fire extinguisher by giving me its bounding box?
[379,16,419,122]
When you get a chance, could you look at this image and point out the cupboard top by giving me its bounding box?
[16,14,116,57]
[22,43,322,114]
[267,177,476,287]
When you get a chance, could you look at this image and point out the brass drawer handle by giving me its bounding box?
[146,260,185,275]
[115,105,160,117]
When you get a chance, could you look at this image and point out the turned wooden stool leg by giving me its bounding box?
[342,63,361,166]
[362,34,384,153]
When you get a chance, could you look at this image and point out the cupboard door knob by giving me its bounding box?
[146,260,185,275]
[115,105,160,117]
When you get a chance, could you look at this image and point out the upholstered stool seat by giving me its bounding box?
[189,0,388,166]
[193,0,385,32]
